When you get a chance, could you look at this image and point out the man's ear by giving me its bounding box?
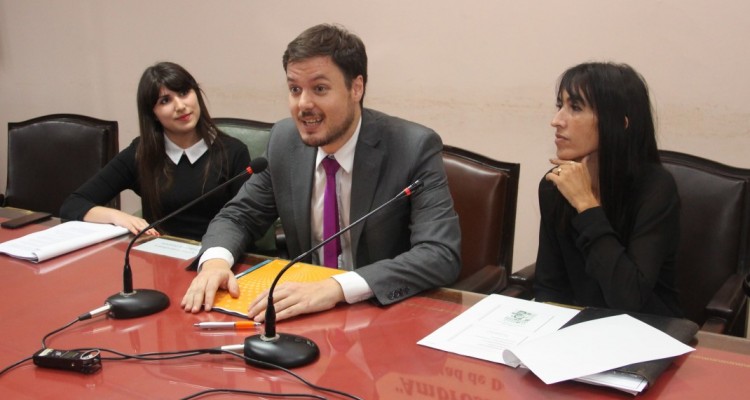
[352,75,364,102]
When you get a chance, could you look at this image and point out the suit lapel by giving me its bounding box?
[350,110,384,264]
[290,140,316,255]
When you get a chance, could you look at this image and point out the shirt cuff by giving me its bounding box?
[332,271,373,304]
[197,247,235,272]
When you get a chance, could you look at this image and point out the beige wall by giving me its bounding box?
[1,1,749,271]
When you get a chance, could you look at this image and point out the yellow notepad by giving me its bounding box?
[212,258,345,318]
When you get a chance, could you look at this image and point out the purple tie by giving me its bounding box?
[322,156,341,268]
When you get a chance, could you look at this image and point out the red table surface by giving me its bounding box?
[1,212,749,399]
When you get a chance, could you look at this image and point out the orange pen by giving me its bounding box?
[193,321,260,329]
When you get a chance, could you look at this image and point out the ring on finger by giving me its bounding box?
[554,167,562,175]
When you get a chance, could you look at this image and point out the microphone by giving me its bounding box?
[104,157,268,319]
[243,179,424,368]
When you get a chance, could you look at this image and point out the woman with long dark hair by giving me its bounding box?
[534,62,682,317]
[61,62,250,241]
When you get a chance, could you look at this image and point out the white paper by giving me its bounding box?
[417,294,580,365]
[0,221,129,262]
[502,314,694,385]
[133,238,200,260]
[575,370,648,395]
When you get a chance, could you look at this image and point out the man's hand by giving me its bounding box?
[248,278,345,322]
[181,259,239,313]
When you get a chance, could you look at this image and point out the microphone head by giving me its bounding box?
[248,157,268,174]
[404,179,424,196]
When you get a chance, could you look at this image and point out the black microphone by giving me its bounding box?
[103,157,268,319]
[243,179,424,369]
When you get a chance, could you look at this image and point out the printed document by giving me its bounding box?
[418,294,579,365]
[0,221,128,262]
[419,295,695,395]
[501,314,694,385]
[133,238,200,260]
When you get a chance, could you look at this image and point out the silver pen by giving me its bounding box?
[194,321,261,329]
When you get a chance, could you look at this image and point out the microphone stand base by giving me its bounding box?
[106,289,170,319]
[244,333,319,369]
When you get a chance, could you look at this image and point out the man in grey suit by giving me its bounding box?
[181,23,461,322]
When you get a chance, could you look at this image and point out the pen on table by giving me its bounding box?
[194,321,261,329]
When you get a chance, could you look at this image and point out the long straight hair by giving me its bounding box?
[135,61,226,220]
[556,62,660,242]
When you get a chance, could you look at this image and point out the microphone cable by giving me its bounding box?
[0,356,33,377]
[41,317,82,349]
[212,348,363,400]
[40,304,112,348]
[0,347,214,378]
[180,389,327,399]
[180,389,328,400]
[97,347,361,399]
[2,309,363,400]
[1,346,363,399]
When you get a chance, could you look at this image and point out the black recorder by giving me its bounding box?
[0,211,52,229]
[33,348,102,374]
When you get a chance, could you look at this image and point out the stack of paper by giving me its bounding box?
[0,221,128,262]
[418,294,696,395]
[502,314,694,394]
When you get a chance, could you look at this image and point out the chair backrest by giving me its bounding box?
[214,117,279,255]
[660,150,750,332]
[4,114,119,216]
[214,117,273,160]
[442,145,520,292]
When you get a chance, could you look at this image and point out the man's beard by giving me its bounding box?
[299,103,356,149]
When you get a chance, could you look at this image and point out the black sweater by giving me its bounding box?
[60,135,250,241]
[533,164,682,317]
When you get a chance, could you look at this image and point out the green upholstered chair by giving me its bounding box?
[214,118,272,160]
[215,118,285,257]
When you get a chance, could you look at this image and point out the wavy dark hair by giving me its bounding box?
[283,23,368,107]
[135,61,226,220]
[556,62,660,242]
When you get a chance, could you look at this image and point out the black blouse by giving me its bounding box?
[533,164,682,317]
[60,135,250,241]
